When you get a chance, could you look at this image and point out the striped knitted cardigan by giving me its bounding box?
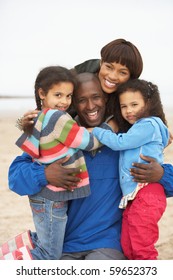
[16,108,100,201]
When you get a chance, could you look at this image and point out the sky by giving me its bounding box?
[0,0,173,108]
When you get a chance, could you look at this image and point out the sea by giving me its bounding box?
[0,97,35,115]
[0,94,172,115]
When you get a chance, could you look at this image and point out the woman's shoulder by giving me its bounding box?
[74,59,100,74]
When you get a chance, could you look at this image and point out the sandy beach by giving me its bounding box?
[0,106,173,260]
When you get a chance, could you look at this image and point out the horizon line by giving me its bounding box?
[0,95,33,98]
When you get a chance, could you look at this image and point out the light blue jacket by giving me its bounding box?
[92,117,169,197]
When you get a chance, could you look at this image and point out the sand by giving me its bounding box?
[0,108,173,259]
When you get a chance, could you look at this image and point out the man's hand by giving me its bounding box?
[45,157,81,191]
[130,154,164,183]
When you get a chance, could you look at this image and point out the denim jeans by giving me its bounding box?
[28,193,68,260]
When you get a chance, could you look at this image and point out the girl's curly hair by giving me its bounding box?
[110,79,167,132]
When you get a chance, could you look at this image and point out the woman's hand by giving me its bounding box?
[45,157,81,191]
[107,119,119,132]
[23,110,39,124]
[167,131,173,147]
[130,154,164,183]
[20,110,40,134]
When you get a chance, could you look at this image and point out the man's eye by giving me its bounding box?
[93,96,101,99]
[78,99,85,103]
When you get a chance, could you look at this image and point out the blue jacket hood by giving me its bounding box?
[150,117,169,147]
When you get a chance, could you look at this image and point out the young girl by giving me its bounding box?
[11,66,100,260]
[91,79,169,260]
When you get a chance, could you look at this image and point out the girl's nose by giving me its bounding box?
[61,96,68,104]
[126,107,132,113]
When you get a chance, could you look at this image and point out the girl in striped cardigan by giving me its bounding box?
[15,66,101,260]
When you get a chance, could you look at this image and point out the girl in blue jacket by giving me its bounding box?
[92,79,170,260]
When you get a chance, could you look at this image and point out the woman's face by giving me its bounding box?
[98,61,130,94]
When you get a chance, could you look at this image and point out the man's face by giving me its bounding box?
[73,79,107,128]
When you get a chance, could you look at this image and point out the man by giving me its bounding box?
[9,73,173,260]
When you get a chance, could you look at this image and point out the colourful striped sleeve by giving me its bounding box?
[53,113,96,149]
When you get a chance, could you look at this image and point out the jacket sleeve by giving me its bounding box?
[159,164,173,197]
[74,59,100,74]
[92,122,156,150]
[8,153,47,196]
[53,112,100,150]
